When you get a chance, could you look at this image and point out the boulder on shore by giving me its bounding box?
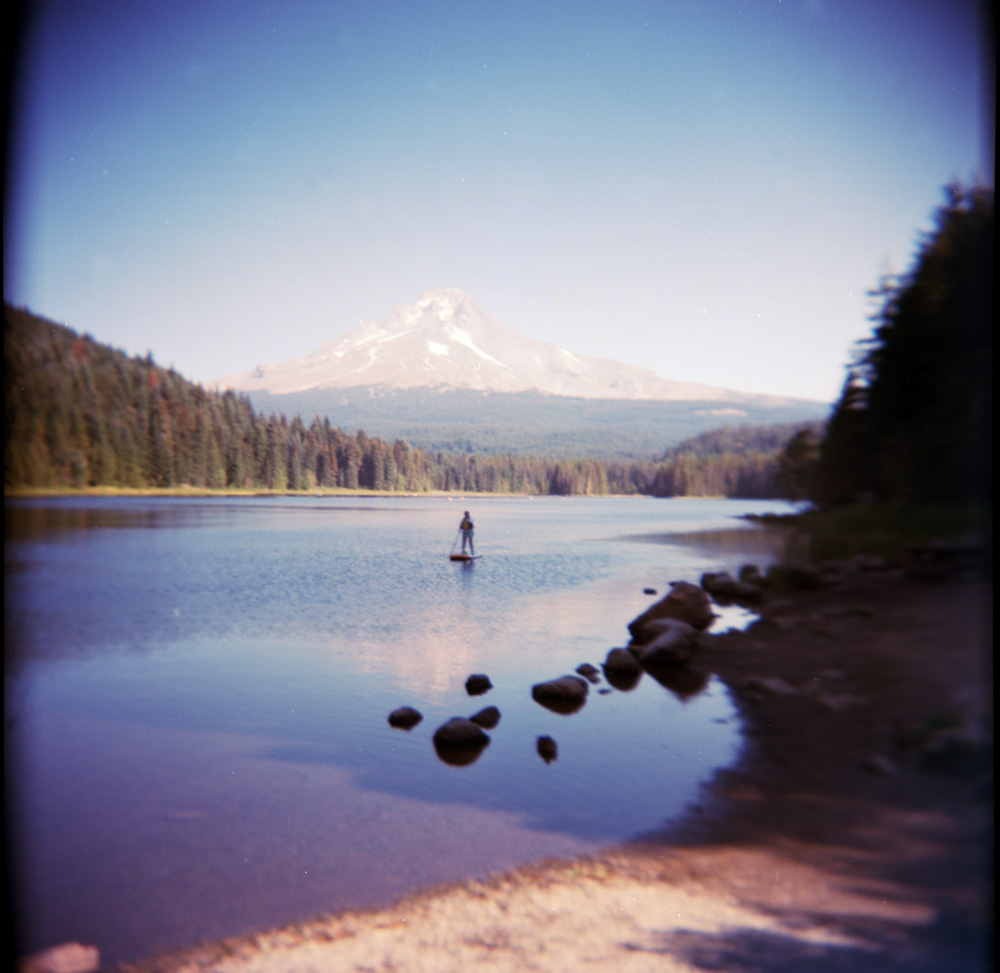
[630,618,700,667]
[701,570,763,603]
[764,562,823,591]
[531,675,589,714]
[643,663,711,699]
[628,581,715,642]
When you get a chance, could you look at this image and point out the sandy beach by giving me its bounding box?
[29,561,991,973]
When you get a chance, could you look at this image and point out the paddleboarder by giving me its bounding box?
[459,511,475,555]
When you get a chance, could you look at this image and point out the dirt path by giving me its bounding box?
[62,569,994,972]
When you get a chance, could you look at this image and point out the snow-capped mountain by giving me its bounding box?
[219,288,771,403]
[215,289,827,455]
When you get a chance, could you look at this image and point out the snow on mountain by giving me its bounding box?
[218,289,773,403]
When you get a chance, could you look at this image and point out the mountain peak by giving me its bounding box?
[218,290,776,403]
[414,287,469,310]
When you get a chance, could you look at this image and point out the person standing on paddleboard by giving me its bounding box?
[459,511,475,555]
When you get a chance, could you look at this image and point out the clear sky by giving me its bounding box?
[5,0,992,402]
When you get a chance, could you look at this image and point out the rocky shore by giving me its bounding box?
[26,559,992,973]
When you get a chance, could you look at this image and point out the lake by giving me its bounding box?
[5,495,799,965]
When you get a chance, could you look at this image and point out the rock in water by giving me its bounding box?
[465,673,493,695]
[603,647,643,691]
[628,581,715,641]
[432,717,491,766]
[630,618,700,667]
[643,664,711,700]
[537,736,558,763]
[387,706,423,729]
[469,706,501,729]
[433,717,490,748]
[531,675,589,714]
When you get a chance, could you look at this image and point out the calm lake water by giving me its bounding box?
[6,495,798,965]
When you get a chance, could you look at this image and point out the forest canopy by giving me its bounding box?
[809,184,993,507]
[9,185,986,503]
[4,305,805,498]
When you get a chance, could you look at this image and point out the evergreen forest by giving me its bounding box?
[10,184,986,503]
[805,184,992,509]
[4,304,804,498]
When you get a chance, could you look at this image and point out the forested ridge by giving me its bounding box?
[4,304,807,497]
[806,184,992,509]
[244,385,824,459]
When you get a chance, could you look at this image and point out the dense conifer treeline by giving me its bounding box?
[4,306,440,492]
[5,304,802,497]
[803,184,993,508]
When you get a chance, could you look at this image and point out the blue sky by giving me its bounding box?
[5,0,991,402]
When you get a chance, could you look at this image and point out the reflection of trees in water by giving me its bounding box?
[635,525,808,564]
[6,502,191,542]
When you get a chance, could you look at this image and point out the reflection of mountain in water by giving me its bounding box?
[338,609,484,702]
[342,533,784,700]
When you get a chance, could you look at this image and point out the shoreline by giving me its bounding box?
[29,565,993,973]
[3,487,520,500]
[4,487,771,501]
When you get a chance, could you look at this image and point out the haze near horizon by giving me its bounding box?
[5,0,991,403]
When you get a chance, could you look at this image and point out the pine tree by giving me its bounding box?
[815,184,992,506]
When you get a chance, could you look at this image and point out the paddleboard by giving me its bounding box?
[449,554,482,561]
